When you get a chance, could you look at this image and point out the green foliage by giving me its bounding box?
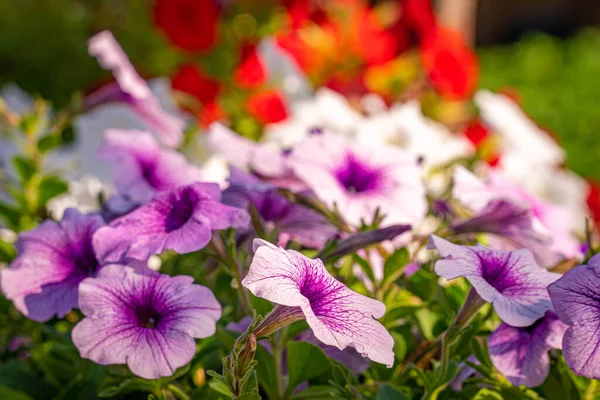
[478,28,600,180]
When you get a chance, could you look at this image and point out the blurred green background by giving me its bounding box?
[1,0,599,180]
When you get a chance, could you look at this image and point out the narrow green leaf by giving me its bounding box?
[376,384,409,400]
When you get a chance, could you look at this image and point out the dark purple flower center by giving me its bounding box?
[134,303,163,329]
[298,263,344,315]
[74,241,100,277]
[477,252,520,293]
[334,153,383,194]
[164,190,197,232]
[140,161,164,190]
[257,192,292,223]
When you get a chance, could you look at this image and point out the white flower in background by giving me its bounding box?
[263,88,363,148]
[46,175,111,220]
[475,90,564,166]
[475,90,590,234]
[356,101,474,171]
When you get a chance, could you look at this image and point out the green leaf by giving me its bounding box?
[253,346,277,400]
[0,201,20,228]
[473,388,503,400]
[292,385,344,399]
[376,384,409,400]
[98,378,159,398]
[208,378,233,397]
[352,253,376,285]
[383,247,409,284]
[0,384,33,400]
[233,391,261,400]
[415,309,443,340]
[12,156,36,182]
[37,176,68,208]
[37,134,62,153]
[392,332,407,363]
[286,341,331,392]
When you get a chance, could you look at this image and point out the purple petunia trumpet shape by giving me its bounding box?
[222,168,336,248]
[72,264,221,379]
[428,235,560,327]
[488,311,567,387]
[93,182,249,263]
[1,209,104,322]
[99,129,203,204]
[289,133,426,227]
[242,239,394,367]
[548,254,600,379]
[87,31,185,148]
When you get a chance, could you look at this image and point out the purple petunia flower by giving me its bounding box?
[99,129,203,204]
[93,182,250,263]
[488,311,567,387]
[242,239,394,367]
[548,254,600,379]
[72,264,221,379]
[87,31,185,148]
[289,133,426,227]
[222,168,336,248]
[428,235,560,327]
[0,209,104,322]
[452,166,581,267]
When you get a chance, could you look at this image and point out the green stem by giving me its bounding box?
[273,328,287,399]
[438,288,486,381]
[167,384,191,400]
[585,379,598,400]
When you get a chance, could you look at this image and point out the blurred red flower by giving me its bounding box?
[154,0,220,52]
[234,43,268,89]
[587,180,600,226]
[172,64,221,106]
[246,90,289,124]
[402,0,437,38]
[198,102,224,127]
[420,27,478,100]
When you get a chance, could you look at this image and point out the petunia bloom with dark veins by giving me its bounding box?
[99,129,204,204]
[289,133,426,227]
[242,239,394,367]
[428,235,560,327]
[72,264,221,379]
[93,182,250,263]
[548,254,600,379]
[0,209,104,322]
[87,31,185,148]
[222,168,336,248]
[488,311,567,387]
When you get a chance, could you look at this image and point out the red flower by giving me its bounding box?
[234,43,268,89]
[464,119,489,147]
[198,102,224,127]
[154,0,220,52]
[402,0,437,38]
[587,180,600,226]
[246,90,289,124]
[172,64,221,105]
[420,27,478,100]
[357,10,399,67]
